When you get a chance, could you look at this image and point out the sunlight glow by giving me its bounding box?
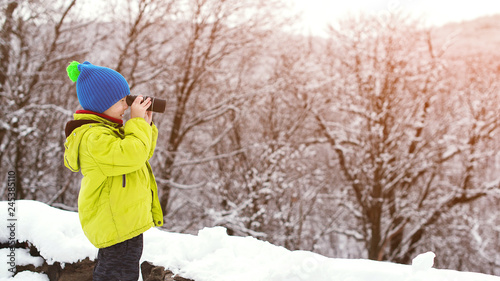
[293,0,500,36]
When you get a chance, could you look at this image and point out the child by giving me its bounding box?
[63,61,164,281]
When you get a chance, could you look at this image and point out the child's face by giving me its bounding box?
[103,97,129,120]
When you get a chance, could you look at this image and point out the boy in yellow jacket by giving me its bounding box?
[63,61,163,281]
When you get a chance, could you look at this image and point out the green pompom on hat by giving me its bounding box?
[66,61,130,113]
[66,61,80,82]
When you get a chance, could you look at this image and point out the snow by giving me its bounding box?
[0,200,97,266]
[1,200,499,281]
[411,251,435,273]
[4,272,48,281]
[0,249,44,267]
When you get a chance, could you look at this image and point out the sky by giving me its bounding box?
[292,0,500,36]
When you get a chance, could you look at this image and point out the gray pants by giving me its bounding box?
[93,234,143,281]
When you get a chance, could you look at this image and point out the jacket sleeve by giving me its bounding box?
[84,118,153,176]
[149,123,158,160]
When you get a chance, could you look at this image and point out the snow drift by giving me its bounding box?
[0,200,498,281]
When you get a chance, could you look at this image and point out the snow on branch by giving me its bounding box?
[13,103,73,117]
[173,147,247,167]
[155,177,206,190]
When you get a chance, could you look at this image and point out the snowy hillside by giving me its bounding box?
[0,200,499,281]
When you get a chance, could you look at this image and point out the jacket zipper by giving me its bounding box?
[122,174,126,187]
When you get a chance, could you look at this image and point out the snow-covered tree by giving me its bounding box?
[311,13,500,263]
[140,0,294,215]
[416,58,500,273]
[0,0,88,203]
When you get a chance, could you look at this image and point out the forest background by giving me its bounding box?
[1,0,499,276]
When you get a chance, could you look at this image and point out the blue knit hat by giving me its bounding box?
[66,61,130,113]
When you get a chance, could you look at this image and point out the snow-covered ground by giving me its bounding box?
[0,200,498,281]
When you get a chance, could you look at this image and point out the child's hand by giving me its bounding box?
[130,95,152,121]
[145,110,153,125]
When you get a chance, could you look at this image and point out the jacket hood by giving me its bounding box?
[63,113,122,172]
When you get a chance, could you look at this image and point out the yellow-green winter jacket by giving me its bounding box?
[64,111,163,248]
